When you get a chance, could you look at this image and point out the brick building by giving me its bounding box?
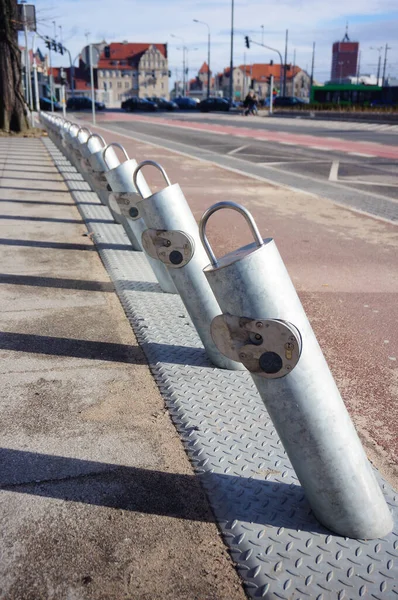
[330,32,359,82]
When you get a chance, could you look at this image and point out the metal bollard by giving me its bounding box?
[132,161,244,368]
[75,127,92,156]
[69,127,91,168]
[84,133,120,214]
[63,123,81,168]
[104,147,176,293]
[199,201,393,539]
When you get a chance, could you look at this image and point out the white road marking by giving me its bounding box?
[227,144,250,155]
[278,141,296,145]
[309,146,333,151]
[329,160,340,182]
[348,152,376,157]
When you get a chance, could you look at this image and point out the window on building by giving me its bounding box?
[99,70,103,77]
[117,81,122,88]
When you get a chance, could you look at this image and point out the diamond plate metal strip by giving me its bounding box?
[44,137,398,600]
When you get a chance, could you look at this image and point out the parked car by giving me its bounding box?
[66,96,106,111]
[173,97,199,110]
[199,97,230,112]
[121,97,158,112]
[148,97,178,111]
[273,96,306,107]
[39,97,62,111]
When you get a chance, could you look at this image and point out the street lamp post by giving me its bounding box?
[171,34,186,95]
[370,46,383,85]
[229,0,234,105]
[85,32,96,125]
[382,44,391,86]
[193,19,211,99]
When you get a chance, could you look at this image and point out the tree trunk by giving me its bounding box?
[0,0,29,132]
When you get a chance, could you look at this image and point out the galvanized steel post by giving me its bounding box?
[199,201,393,539]
[132,161,244,369]
[83,134,121,217]
[103,148,176,293]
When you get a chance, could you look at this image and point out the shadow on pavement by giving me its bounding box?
[0,238,132,251]
[0,186,87,194]
[0,447,324,532]
[0,199,77,206]
[0,215,114,225]
[0,274,115,292]
[0,332,145,364]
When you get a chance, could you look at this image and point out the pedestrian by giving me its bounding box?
[242,92,252,116]
[250,94,258,115]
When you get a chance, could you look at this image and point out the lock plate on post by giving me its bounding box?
[109,192,141,220]
[141,229,194,268]
[211,313,302,378]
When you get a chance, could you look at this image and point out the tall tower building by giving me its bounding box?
[331,27,359,81]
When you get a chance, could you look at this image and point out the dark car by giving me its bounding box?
[148,97,178,111]
[121,97,158,112]
[273,96,306,107]
[66,96,105,111]
[173,97,199,110]
[199,97,230,112]
[39,97,62,111]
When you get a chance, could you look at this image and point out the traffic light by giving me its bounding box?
[51,40,57,51]
[104,46,110,58]
[168,70,171,77]
[45,38,51,50]
[245,36,250,49]
[58,43,64,55]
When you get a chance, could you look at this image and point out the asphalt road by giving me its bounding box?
[87,111,398,222]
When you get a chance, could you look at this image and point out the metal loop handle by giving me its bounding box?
[133,160,171,198]
[77,127,91,140]
[62,120,72,129]
[102,142,129,168]
[68,123,79,134]
[199,201,264,267]
[86,133,106,147]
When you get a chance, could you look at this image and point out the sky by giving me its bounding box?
[28,0,398,84]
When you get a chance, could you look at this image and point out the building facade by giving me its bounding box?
[96,42,169,106]
[331,32,359,82]
[214,63,311,101]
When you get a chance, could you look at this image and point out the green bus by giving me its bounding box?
[310,84,382,106]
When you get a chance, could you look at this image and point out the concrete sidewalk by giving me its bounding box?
[0,137,246,600]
